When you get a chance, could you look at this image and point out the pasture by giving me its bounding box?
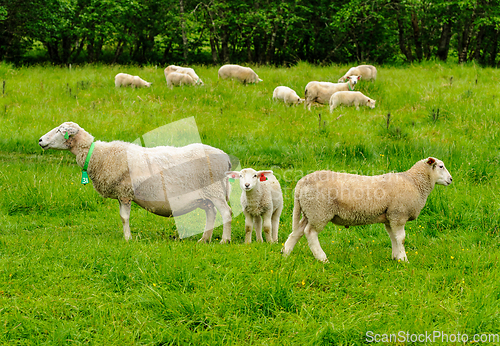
[0,62,499,345]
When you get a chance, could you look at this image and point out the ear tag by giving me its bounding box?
[64,132,69,140]
[260,174,267,182]
[81,170,89,185]
[229,174,236,183]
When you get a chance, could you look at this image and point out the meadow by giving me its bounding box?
[0,61,499,345]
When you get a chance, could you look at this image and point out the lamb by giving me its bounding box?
[338,65,377,82]
[164,65,204,85]
[329,91,376,112]
[304,75,360,110]
[114,73,152,88]
[272,86,304,105]
[226,168,283,243]
[166,72,196,88]
[218,64,263,84]
[38,122,233,243]
[282,157,453,263]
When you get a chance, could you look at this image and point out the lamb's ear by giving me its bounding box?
[357,75,361,80]
[426,157,436,166]
[257,170,273,181]
[225,171,240,179]
[59,123,79,138]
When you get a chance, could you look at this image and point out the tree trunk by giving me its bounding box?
[112,40,124,64]
[179,0,188,63]
[394,0,413,62]
[221,25,229,63]
[437,20,452,61]
[489,28,498,66]
[411,11,423,61]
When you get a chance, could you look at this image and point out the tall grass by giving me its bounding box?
[0,62,499,345]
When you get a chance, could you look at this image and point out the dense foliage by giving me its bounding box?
[1,0,500,66]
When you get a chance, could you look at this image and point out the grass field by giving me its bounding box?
[0,61,499,345]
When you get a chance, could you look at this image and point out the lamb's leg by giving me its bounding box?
[254,215,264,243]
[271,207,282,243]
[212,198,232,244]
[282,217,307,256]
[303,223,329,263]
[243,210,254,244]
[261,211,273,243]
[198,204,217,243]
[385,224,408,262]
[119,198,132,241]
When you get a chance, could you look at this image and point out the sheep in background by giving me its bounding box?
[304,75,360,110]
[273,86,304,105]
[282,157,452,263]
[115,73,152,88]
[218,64,263,84]
[329,91,376,112]
[338,65,377,82]
[38,122,233,243]
[166,72,196,88]
[164,65,204,85]
[226,168,283,243]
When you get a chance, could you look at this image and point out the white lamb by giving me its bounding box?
[164,65,204,85]
[218,64,263,84]
[272,86,304,105]
[282,157,453,263]
[304,75,360,110]
[226,168,283,243]
[114,73,152,88]
[329,91,376,112]
[166,72,196,87]
[338,65,377,82]
[38,122,233,243]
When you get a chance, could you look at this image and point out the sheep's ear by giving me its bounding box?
[358,75,361,80]
[257,170,273,181]
[426,157,436,166]
[60,124,79,138]
[225,171,240,179]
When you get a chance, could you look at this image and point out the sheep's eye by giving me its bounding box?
[253,175,257,178]
[439,165,443,169]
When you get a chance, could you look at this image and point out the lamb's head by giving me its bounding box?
[426,157,453,186]
[226,168,273,192]
[367,98,376,109]
[347,75,360,87]
[39,122,82,150]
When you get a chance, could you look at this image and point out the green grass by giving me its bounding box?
[0,61,499,345]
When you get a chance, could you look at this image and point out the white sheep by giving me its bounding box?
[166,72,196,88]
[338,65,377,82]
[38,122,233,243]
[329,91,376,112]
[114,73,152,88]
[304,75,360,110]
[282,157,453,263]
[164,65,204,85]
[226,168,283,243]
[272,86,304,105]
[218,64,263,84]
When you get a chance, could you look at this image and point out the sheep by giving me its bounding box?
[272,86,304,105]
[218,64,263,84]
[226,168,283,243]
[338,65,377,82]
[282,157,453,263]
[114,73,152,88]
[38,122,233,243]
[166,72,196,88]
[329,91,376,112]
[164,65,204,85]
[304,75,360,110]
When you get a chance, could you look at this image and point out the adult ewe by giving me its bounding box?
[329,91,376,111]
[226,168,283,243]
[166,72,196,88]
[304,75,360,110]
[38,122,233,243]
[218,64,262,84]
[282,158,452,263]
[338,65,377,82]
[273,86,304,105]
[164,65,204,85]
[115,73,152,88]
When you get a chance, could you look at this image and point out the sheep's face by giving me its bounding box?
[39,122,79,150]
[347,75,360,86]
[367,99,376,109]
[427,157,453,186]
[226,169,274,192]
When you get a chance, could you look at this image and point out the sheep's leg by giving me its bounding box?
[254,215,264,243]
[303,223,329,263]
[243,210,254,244]
[198,204,217,243]
[271,207,282,243]
[385,224,408,262]
[212,198,232,244]
[261,211,273,242]
[119,198,132,241]
[282,217,307,256]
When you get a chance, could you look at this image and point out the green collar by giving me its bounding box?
[348,81,354,91]
[81,142,95,185]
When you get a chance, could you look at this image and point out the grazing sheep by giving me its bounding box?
[115,73,152,88]
[166,72,196,88]
[164,65,204,85]
[38,122,233,243]
[226,168,283,243]
[304,75,360,110]
[338,65,377,82]
[329,91,376,112]
[218,64,263,84]
[273,86,304,105]
[282,157,453,263]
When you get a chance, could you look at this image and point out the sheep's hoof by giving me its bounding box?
[197,237,210,243]
[220,238,231,244]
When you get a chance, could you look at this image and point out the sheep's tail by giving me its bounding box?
[292,187,303,232]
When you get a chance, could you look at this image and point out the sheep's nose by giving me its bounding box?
[38,138,42,143]
[245,183,250,188]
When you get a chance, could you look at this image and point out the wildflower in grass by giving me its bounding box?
[415,251,418,255]
[271,270,273,274]
[301,280,305,286]
[451,256,454,259]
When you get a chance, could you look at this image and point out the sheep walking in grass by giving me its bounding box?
[166,72,196,88]
[164,65,204,85]
[272,86,304,105]
[282,157,453,263]
[115,73,152,88]
[226,168,283,243]
[218,64,263,84]
[338,65,377,82]
[39,122,233,243]
[304,76,360,110]
[329,91,376,112]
